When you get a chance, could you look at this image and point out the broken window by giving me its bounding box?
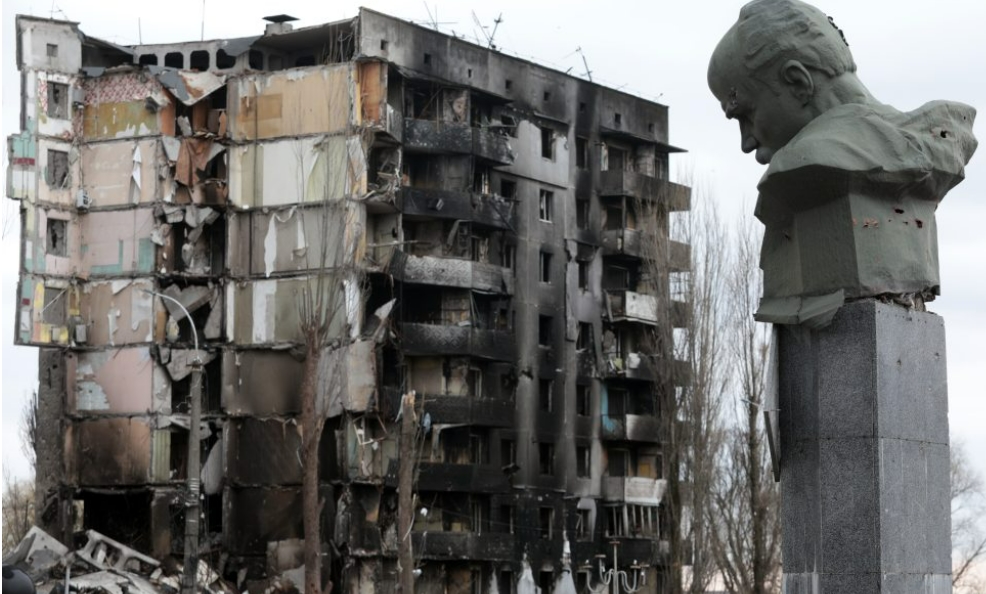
[502,244,516,271]
[46,217,67,257]
[608,387,629,416]
[539,251,552,283]
[614,112,623,126]
[473,165,491,194]
[543,90,551,102]
[576,136,589,169]
[577,261,589,291]
[576,322,592,351]
[505,79,513,91]
[576,198,589,230]
[189,50,209,71]
[539,571,554,592]
[468,367,482,398]
[577,445,591,478]
[538,379,553,412]
[42,286,66,325]
[540,126,554,160]
[607,447,637,477]
[538,189,553,222]
[539,443,554,476]
[501,438,516,468]
[216,49,235,69]
[499,178,517,199]
[423,52,432,65]
[46,43,58,58]
[47,82,68,118]
[499,114,518,137]
[576,509,592,540]
[499,570,515,594]
[469,431,489,464]
[576,384,590,416]
[165,52,184,68]
[607,145,627,172]
[538,315,552,347]
[47,149,69,188]
[500,505,515,535]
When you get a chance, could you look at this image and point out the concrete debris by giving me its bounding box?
[1,526,70,576]
[161,284,213,318]
[165,349,216,381]
[76,529,160,574]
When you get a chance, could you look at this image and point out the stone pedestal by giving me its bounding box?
[778,300,951,593]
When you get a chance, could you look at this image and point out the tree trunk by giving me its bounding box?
[301,342,324,594]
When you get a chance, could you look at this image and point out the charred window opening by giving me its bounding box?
[577,571,590,589]
[139,54,158,66]
[576,198,589,230]
[576,510,592,541]
[603,263,635,291]
[295,54,316,67]
[268,55,284,70]
[405,81,441,120]
[505,79,513,91]
[47,82,69,118]
[499,114,518,138]
[576,384,590,416]
[501,438,516,467]
[164,52,184,68]
[538,443,554,476]
[538,315,552,347]
[248,50,264,70]
[648,122,656,133]
[469,431,489,465]
[543,91,551,102]
[170,354,222,413]
[77,490,152,553]
[47,149,69,188]
[577,445,591,478]
[577,322,592,351]
[499,178,517,199]
[538,506,554,538]
[540,126,555,160]
[42,286,67,325]
[499,570,515,593]
[579,101,587,113]
[171,208,225,275]
[538,189,553,222]
[189,50,210,71]
[539,251,552,283]
[473,164,491,194]
[216,49,236,70]
[607,447,637,477]
[656,153,669,179]
[169,429,189,479]
[499,505,515,535]
[471,96,492,127]
[47,43,58,58]
[614,112,623,127]
[502,243,516,270]
[607,504,659,538]
[423,53,432,66]
[538,379,553,412]
[47,218,67,256]
[576,136,589,169]
[577,261,589,291]
[608,386,628,416]
[380,39,389,51]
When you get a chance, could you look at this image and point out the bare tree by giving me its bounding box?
[2,470,35,555]
[952,440,986,593]
[711,215,781,594]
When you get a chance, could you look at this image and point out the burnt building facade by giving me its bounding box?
[9,10,690,593]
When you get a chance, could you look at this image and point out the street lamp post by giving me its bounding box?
[140,290,202,594]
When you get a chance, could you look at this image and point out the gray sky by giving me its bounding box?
[2,0,984,490]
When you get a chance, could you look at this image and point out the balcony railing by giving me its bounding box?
[389,252,513,294]
[598,170,691,211]
[400,186,516,230]
[420,394,515,427]
[403,119,515,165]
[415,461,511,493]
[606,290,659,325]
[602,352,657,382]
[600,413,661,443]
[411,532,515,561]
[400,323,515,361]
[602,476,668,505]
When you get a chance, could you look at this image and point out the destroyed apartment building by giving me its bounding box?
[8,9,691,594]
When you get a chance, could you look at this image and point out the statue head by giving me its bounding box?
[708,0,864,164]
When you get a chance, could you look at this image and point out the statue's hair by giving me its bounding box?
[735,0,856,77]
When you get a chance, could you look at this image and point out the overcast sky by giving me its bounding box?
[2,0,983,491]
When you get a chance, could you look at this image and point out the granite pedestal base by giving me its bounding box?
[778,300,951,594]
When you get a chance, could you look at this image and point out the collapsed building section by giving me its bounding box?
[10,10,691,594]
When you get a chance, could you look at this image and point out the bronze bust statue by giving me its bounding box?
[708,0,977,327]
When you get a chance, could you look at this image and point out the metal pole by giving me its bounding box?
[397,391,417,593]
[140,290,202,594]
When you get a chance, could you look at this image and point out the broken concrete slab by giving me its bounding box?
[165,349,215,381]
[161,284,213,318]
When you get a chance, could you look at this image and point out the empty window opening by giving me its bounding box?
[539,570,554,592]
[576,198,589,230]
[47,218,67,256]
[77,491,152,554]
[539,444,554,476]
[380,39,389,51]
[268,55,284,70]
[42,286,67,325]
[164,52,184,68]
[171,355,222,413]
[578,261,589,291]
[499,114,518,137]
[539,379,553,412]
[577,322,592,350]
[576,385,590,416]
[47,82,69,118]
[500,178,517,199]
[500,505,515,535]
[538,315,553,346]
[216,49,235,69]
[538,189,553,222]
[540,126,555,160]
[138,53,158,66]
[543,90,551,101]
[614,112,623,126]
[467,68,473,78]
[501,438,516,467]
[539,251,552,283]
[576,136,588,169]
[169,429,189,479]
[470,431,489,464]
[423,52,432,65]
[247,50,264,70]
[607,447,637,477]
[607,145,627,171]
[295,55,316,67]
[46,43,58,58]
[648,122,656,133]
[47,150,69,189]
[577,446,591,478]
[189,50,210,71]
[505,79,513,91]
[579,101,587,113]
[499,570,515,594]
[502,244,516,270]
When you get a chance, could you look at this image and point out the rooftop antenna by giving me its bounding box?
[488,13,503,50]
[576,46,593,82]
[423,2,439,30]
[471,11,503,49]
[138,18,143,44]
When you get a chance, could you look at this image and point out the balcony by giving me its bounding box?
[602,352,657,382]
[602,477,668,505]
[421,394,515,427]
[606,290,659,325]
[403,119,515,165]
[411,532,515,562]
[415,462,511,493]
[598,170,691,211]
[389,253,513,295]
[601,228,644,258]
[400,186,516,230]
[601,414,661,443]
[400,323,515,361]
